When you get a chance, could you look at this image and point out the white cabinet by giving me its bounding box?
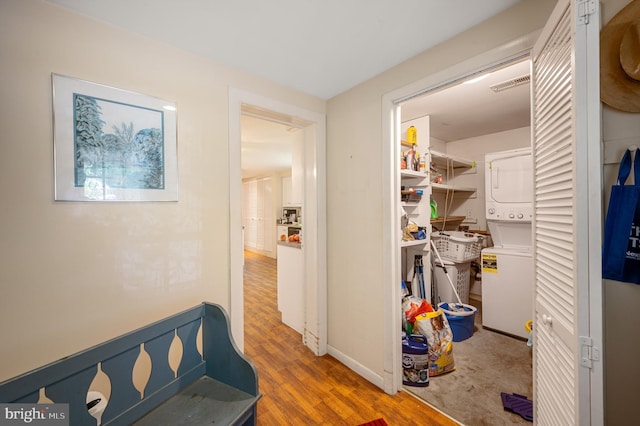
[282,138,304,206]
[277,244,304,334]
[282,175,302,206]
[242,177,274,252]
[291,138,303,205]
[282,176,292,206]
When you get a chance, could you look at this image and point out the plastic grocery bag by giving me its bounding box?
[402,296,433,323]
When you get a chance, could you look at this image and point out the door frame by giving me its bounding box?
[382,32,543,394]
[228,88,327,356]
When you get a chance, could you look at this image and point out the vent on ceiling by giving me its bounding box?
[490,74,531,92]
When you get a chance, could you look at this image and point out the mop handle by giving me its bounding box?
[430,239,463,305]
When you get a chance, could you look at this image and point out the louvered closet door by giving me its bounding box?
[532,0,602,424]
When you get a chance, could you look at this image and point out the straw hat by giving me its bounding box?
[601,0,640,112]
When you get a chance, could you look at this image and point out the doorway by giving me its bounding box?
[228,89,327,356]
[396,57,534,424]
[381,41,539,393]
[240,113,300,259]
[240,113,303,337]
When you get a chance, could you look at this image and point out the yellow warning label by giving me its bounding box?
[482,253,498,273]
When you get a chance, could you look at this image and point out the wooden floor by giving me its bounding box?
[243,250,458,426]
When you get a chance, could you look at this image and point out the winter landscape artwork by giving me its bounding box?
[53,74,177,201]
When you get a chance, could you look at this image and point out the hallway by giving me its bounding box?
[242,250,458,425]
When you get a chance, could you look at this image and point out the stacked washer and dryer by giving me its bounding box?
[481,147,533,339]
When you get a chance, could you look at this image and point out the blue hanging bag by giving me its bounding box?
[602,148,640,284]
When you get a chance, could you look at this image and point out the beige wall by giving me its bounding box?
[325,0,556,378]
[0,0,324,381]
[601,1,640,423]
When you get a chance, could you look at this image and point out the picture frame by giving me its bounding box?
[52,74,178,201]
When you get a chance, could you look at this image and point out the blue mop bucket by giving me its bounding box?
[438,302,477,342]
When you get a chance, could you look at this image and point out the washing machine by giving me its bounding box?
[481,147,533,339]
[481,244,532,338]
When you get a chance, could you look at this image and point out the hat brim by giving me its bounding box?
[600,0,640,112]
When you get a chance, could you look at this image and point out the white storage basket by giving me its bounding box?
[431,231,483,262]
[434,260,471,305]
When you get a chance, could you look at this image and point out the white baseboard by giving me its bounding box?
[327,345,385,390]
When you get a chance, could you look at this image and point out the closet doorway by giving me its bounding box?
[384,2,604,422]
[397,57,534,425]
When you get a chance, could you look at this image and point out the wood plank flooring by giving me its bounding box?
[243,250,458,426]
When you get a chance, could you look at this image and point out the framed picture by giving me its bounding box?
[52,74,178,201]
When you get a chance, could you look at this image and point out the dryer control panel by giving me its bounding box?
[486,205,533,221]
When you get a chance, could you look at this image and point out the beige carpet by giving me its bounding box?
[405,297,533,426]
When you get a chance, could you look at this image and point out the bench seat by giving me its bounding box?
[134,376,260,425]
[0,302,260,426]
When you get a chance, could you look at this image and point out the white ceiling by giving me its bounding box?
[240,58,532,178]
[403,59,531,142]
[241,115,299,180]
[46,0,521,100]
[45,0,530,175]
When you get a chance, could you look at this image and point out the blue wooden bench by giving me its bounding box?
[0,302,261,425]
